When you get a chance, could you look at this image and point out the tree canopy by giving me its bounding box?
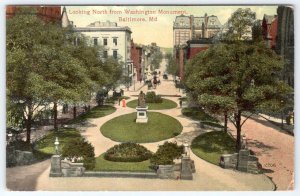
[184,41,292,150]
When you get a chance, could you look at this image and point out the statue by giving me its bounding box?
[137,91,146,107]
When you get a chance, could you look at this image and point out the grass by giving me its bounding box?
[34,128,82,155]
[126,98,177,110]
[68,105,116,124]
[100,112,183,143]
[191,131,236,165]
[182,107,218,122]
[92,154,153,172]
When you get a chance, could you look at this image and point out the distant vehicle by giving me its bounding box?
[163,74,168,79]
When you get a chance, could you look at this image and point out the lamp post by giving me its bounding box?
[54,137,60,155]
[183,142,190,157]
[7,132,13,146]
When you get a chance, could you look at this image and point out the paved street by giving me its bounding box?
[6,58,292,191]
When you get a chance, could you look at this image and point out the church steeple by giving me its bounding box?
[61,6,70,28]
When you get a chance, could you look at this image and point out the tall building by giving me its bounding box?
[173,14,222,46]
[276,6,294,87]
[6,5,61,23]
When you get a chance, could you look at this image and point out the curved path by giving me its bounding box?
[33,59,275,191]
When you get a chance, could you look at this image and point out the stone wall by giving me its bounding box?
[220,150,260,174]
[6,146,36,167]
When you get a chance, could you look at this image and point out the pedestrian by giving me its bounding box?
[179,100,182,108]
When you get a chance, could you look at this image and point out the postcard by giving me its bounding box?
[5,4,294,191]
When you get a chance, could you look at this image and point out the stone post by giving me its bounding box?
[180,155,193,180]
[50,155,62,177]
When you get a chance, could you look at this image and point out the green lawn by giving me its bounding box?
[191,131,236,165]
[68,105,116,124]
[93,154,153,172]
[126,98,177,110]
[100,112,183,143]
[35,128,82,155]
[182,107,219,122]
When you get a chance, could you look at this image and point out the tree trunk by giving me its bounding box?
[235,111,242,152]
[53,101,58,131]
[26,114,32,143]
[25,101,33,144]
[73,106,77,119]
[224,112,228,132]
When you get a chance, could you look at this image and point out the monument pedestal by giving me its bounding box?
[50,155,62,177]
[180,155,193,180]
[136,106,148,123]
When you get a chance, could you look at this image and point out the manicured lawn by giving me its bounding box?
[182,107,219,122]
[68,105,116,124]
[191,131,236,165]
[35,128,82,155]
[126,98,177,110]
[100,112,183,143]
[93,154,153,172]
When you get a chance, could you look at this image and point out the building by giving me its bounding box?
[73,21,133,78]
[276,6,294,87]
[131,40,143,82]
[173,14,222,47]
[262,14,278,49]
[175,39,213,79]
[6,5,61,23]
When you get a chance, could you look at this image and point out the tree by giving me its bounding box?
[7,8,55,142]
[165,52,178,77]
[225,8,256,40]
[7,7,93,141]
[150,50,163,70]
[184,41,292,151]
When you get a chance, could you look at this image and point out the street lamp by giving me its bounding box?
[183,142,190,157]
[7,132,13,146]
[54,137,60,155]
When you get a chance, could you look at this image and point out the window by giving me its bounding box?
[113,38,118,46]
[103,51,108,58]
[113,50,118,59]
[103,38,108,46]
[93,38,98,46]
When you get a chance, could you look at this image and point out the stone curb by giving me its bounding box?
[83,171,158,179]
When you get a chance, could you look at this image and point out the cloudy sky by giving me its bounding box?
[66,5,278,48]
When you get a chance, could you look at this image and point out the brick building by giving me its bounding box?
[262,14,278,49]
[131,39,143,82]
[175,39,213,79]
[6,6,61,23]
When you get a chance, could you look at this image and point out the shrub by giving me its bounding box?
[150,141,184,166]
[61,138,95,170]
[146,91,163,103]
[104,142,152,162]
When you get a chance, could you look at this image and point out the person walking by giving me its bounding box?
[179,100,182,108]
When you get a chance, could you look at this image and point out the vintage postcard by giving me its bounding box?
[5,4,294,191]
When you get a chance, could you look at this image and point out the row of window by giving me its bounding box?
[103,50,118,59]
[94,37,118,46]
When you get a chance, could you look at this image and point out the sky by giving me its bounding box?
[66,6,277,48]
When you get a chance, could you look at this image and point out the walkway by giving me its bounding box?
[228,116,294,190]
[31,58,275,191]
